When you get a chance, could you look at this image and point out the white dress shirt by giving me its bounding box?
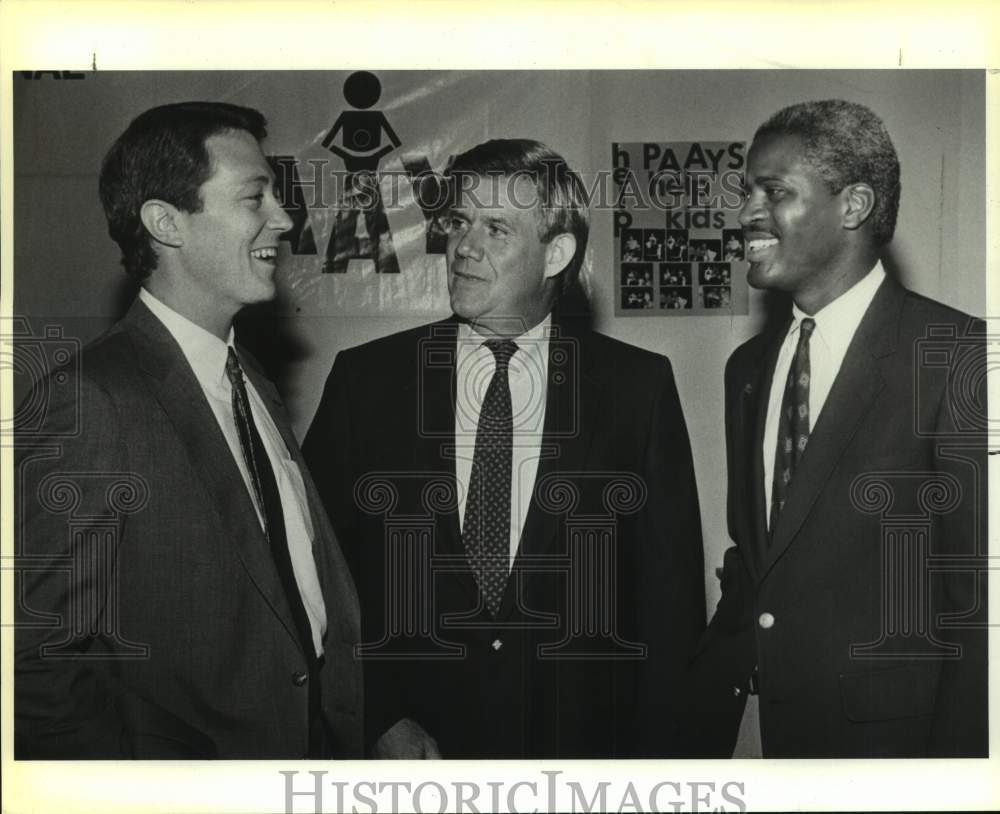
[138,287,327,656]
[455,315,551,569]
[762,262,887,526]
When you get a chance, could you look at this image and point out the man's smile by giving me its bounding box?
[250,246,278,265]
[743,231,779,262]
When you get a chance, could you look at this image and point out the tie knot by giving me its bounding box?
[225,347,244,387]
[484,338,518,371]
[798,317,816,339]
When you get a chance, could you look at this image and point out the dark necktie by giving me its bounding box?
[769,317,816,536]
[225,348,315,658]
[463,338,517,617]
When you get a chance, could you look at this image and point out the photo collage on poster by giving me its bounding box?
[613,141,749,316]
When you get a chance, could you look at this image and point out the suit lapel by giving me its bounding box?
[500,318,604,618]
[516,318,602,560]
[121,299,304,654]
[733,328,785,584]
[406,320,466,577]
[762,277,902,577]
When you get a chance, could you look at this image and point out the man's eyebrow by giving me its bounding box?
[237,174,272,187]
[484,214,516,229]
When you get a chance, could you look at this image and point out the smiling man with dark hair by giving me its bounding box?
[15,102,362,759]
[684,99,987,758]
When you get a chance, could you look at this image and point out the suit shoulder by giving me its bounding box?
[899,288,980,334]
[334,320,452,370]
[52,321,137,394]
[15,321,135,439]
[585,330,674,377]
[725,331,770,375]
[730,330,771,360]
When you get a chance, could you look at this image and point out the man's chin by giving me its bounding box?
[242,280,279,307]
[448,295,483,322]
[746,261,779,291]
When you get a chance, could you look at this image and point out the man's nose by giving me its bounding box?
[454,229,485,262]
[269,199,294,233]
[738,191,762,229]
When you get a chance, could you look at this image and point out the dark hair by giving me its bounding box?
[98,101,268,280]
[444,138,590,296]
[753,99,901,245]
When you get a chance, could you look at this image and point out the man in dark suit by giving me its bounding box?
[304,139,705,758]
[14,102,362,758]
[686,100,987,757]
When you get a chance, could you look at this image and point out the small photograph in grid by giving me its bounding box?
[659,263,691,287]
[689,239,721,262]
[702,286,732,309]
[622,287,656,310]
[661,286,693,310]
[622,263,653,288]
[698,262,731,286]
[665,229,688,261]
[643,229,665,261]
[621,229,643,262]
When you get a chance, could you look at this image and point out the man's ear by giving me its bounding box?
[543,233,577,280]
[140,200,183,248]
[841,183,876,232]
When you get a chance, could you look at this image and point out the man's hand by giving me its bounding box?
[371,717,441,759]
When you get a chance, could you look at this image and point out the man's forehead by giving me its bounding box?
[204,130,274,183]
[450,172,541,214]
[747,132,808,170]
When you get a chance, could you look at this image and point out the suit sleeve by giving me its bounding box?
[302,351,409,752]
[303,352,362,583]
[673,351,757,757]
[709,351,760,643]
[926,326,988,756]
[14,371,132,758]
[632,357,706,755]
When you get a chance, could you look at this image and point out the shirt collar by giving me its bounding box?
[139,287,236,391]
[457,313,552,372]
[789,261,886,354]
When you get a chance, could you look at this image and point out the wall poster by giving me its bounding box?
[613,141,750,316]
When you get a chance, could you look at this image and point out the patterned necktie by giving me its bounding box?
[225,348,315,658]
[463,338,517,617]
[769,317,816,537]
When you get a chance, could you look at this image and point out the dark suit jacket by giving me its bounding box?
[686,276,988,758]
[14,299,363,759]
[303,314,705,758]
